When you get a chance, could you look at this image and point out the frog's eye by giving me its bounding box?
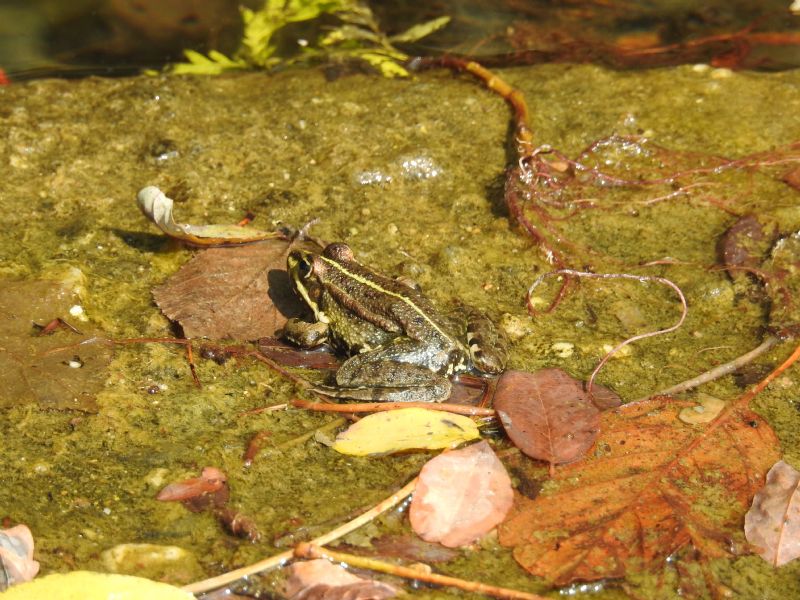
[296,256,313,279]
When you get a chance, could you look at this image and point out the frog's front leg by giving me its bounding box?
[331,338,453,402]
[282,318,329,348]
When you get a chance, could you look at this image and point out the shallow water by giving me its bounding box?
[1,59,800,597]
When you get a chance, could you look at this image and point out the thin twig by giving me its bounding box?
[641,335,780,401]
[294,543,549,600]
[181,477,418,594]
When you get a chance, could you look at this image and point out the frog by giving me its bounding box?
[282,242,507,402]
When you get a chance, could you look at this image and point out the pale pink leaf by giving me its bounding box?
[0,524,40,588]
[745,459,800,566]
[409,441,513,548]
[284,559,397,599]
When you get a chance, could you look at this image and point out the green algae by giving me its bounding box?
[0,63,799,598]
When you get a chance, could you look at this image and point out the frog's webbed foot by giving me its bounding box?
[281,318,329,348]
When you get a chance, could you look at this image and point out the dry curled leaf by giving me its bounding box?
[498,399,779,585]
[493,369,611,465]
[156,467,229,512]
[0,280,112,412]
[410,440,513,548]
[331,408,480,456]
[153,240,308,340]
[745,460,800,567]
[284,559,397,600]
[137,186,280,245]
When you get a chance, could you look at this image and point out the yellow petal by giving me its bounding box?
[332,408,480,456]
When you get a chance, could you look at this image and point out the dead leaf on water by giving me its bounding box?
[331,408,480,456]
[0,280,112,412]
[409,440,513,548]
[284,559,398,600]
[153,239,310,340]
[745,460,800,567]
[498,399,780,585]
[493,369,614,465]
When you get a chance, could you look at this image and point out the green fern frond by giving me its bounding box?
[165,1,448,79]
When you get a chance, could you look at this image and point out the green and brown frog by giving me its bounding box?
[282,242,507,402]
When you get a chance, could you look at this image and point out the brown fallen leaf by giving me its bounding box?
[498,399,780,585]
[0,280,113,412]
[0,524,40,591]
[745,460,800,567]
[284,559,398,600]
[214,507,261,543]
[717,214,775,282]
[153,240,309,340]
[409,441,513,548]
[493,369,611,466]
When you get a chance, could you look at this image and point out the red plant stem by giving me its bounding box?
[291,398,496,417]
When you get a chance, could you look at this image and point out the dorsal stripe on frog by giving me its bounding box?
[318,254,455,343]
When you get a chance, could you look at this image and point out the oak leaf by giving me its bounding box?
[410,440,513,547]
[0,280,112,412]
[498,399,780,585]
[745,460,800,566]
[153,240,307,340]
[493,369,616,465]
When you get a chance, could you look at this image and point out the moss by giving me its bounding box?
[1,64,799,596]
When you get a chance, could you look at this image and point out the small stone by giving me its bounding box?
[550,342,574,358]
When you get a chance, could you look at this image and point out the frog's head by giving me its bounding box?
[287,248,323,315]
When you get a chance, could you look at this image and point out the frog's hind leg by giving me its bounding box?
[330,340,453,402]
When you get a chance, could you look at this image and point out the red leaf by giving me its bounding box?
[493,369,605,465]
[409,441,513,548]
[745,460,800,566]
[156,467,227,502]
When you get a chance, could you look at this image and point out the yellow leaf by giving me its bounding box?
[332,408,480,456]
[1,571,193,600]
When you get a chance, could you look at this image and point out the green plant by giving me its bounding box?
[166,0,449,77]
